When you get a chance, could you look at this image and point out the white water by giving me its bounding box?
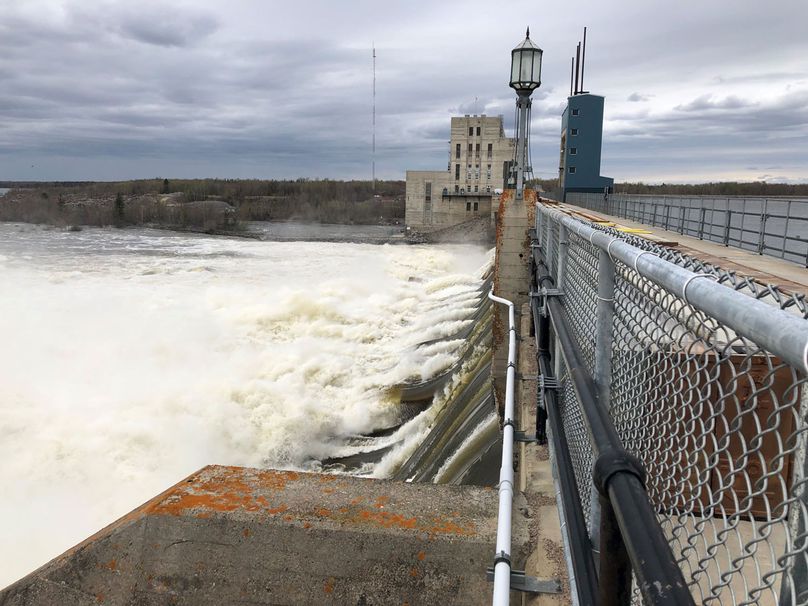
[0,223,491,587]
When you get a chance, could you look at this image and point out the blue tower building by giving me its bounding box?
[559,94,613,197]
[558,29,613,199]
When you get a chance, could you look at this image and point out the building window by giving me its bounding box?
[475,143,480,157]
[476,126,480,136]
[571,128,579,136]
[455,185,459,193]
[425,182,431,202]
[466,202,471,211]
[468,143,472,155]
[474,185,478,192]
[569,166,576,174]
[473,202,479,211]
[455,164,460,180]
[570,147,577,155]
[486,186,491,193]
[487,143,493,159]
[572,108,580,116]
[455,144,460,159]
[469,126,473,136]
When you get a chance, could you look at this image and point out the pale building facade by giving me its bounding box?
[406,115,514,232]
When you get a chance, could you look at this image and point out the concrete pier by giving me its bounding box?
[1,466,533,606]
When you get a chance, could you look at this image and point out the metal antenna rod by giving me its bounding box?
[372,44,376,191]
[581,27,587,93]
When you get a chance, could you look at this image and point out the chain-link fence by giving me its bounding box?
[562,191,808,268]
[533,201,808,605]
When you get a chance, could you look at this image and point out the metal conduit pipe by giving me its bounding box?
[534,260,695,606]
[488,289,517,606]
[538,204,808,375]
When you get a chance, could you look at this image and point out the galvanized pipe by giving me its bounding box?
[488,289,517,606]
[539,205,808,375]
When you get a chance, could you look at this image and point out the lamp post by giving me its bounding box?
[509,28,543,200]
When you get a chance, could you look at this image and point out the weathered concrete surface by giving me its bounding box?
[1,465,532,606]
[493,189,536,408]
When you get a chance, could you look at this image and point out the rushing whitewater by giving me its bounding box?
[0,223,491,587]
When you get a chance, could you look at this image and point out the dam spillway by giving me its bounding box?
[0,224,503,592]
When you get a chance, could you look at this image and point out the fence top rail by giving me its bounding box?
[537,202,808,374]
[608,193,808,203]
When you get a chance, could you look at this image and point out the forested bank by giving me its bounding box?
[0,179,406,229]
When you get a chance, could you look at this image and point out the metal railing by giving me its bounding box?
[532,200,808,605]
[564,192,808,267]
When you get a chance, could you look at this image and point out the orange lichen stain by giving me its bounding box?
[146,470,301,518]
[338,507,348,514]
[242,528,251,538]
[409,567,419,578]
[283,515,293,522]
[350,497,364,505]
[417,551,426,561]
[101,559,117,571]
[95,593,105,603]
[314,507,331,517]
[322,487,335,494]
[450,511,459,517]
[195,512,212,519]
[318,475,338,483]
[303,522,312,529]
[358,510,418,530]
[374,496,389,509]
[428,517,476,537]
[324,577,335,594]
[267,504,288,515]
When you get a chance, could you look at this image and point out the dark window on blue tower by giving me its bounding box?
[571,128,579,136]
[569,166,576,174]
[570,147,577,155]
[572,108,580,116]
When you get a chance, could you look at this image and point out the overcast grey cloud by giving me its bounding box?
[0,0,806,183]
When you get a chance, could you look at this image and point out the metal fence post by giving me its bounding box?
[725,208,732,246]
[699,207,706,240]
[784,199,792,259]
[665,204,671,231]
[778,386,808,605]
[589,247,617,573]
[758,198,768,255]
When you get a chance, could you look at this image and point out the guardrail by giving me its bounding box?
[532,200,808,605]
[564,192,808,267]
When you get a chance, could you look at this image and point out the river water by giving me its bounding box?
[0,223,491,587]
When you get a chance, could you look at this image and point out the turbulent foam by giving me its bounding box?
[0,224,491,587]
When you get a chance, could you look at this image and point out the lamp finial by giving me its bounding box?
[526,26,530,38]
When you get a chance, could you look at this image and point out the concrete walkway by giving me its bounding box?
[560,203,808,294]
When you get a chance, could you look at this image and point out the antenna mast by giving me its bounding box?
[372,44,376,191]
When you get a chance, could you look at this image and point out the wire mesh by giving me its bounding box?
[540,206,808,605]
[561,230,599,374]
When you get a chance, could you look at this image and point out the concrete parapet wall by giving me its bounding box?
[1,465,532,606]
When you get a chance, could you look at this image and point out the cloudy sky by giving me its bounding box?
[1,0,807,183]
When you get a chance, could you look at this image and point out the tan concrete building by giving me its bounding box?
[406,115,514,232]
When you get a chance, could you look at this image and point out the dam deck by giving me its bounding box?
[560,202,808,292]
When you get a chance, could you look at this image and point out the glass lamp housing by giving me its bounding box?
[510,31,542,93]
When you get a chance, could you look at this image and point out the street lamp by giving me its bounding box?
[509,28,542,200]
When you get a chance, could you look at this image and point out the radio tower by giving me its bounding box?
[372,44,376,191]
